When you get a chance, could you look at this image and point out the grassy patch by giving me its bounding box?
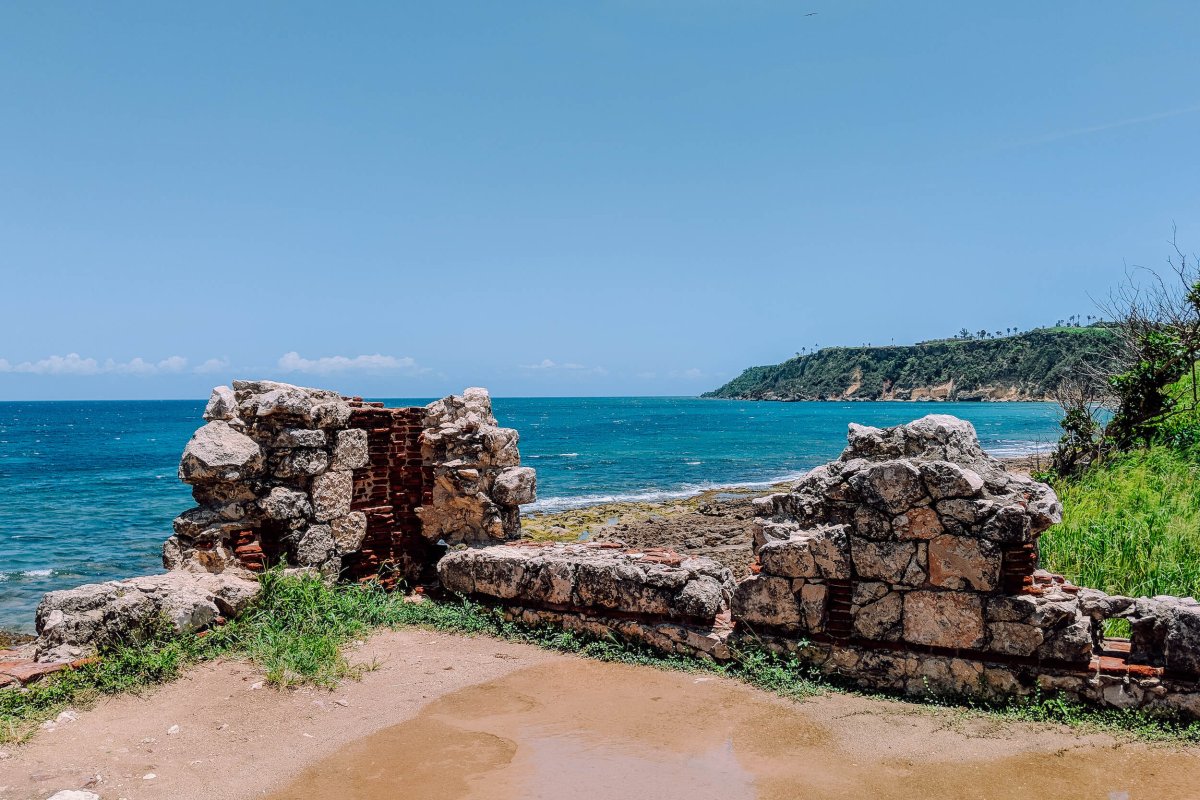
[4,571,1199,745]
[1040,445,1200,598]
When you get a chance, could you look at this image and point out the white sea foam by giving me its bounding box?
[527,471,811,513]
[0,569,55,582]
[984,440,1052,457]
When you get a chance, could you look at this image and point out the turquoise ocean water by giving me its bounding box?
[0,397,1062,631]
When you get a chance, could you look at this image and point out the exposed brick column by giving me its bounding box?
[341,401,432,588]
[1001,544,1038,594]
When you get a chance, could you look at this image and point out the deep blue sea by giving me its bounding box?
[0,398,1063,631]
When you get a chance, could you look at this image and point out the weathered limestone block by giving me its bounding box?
[902,591,984,649]
[438,543,733,624]
[912,656,984,697]
[162,534,244,575]
[270,448,329,478]
[848,460,927,514]
[980,504,1032,544]
[310,400,353,429]
[172,504,246,537]
[1127,597,1200,674]
[933,498,989,533]
[751,518,801,552]
[851,506,892,540]
[295,524,336,567]
[798,581,828,633]
[273,427,327,448]
[757,525,850,579]
[178,421,263,484]
[928,534,999,591]
[732,575,801,630]
[918,461,984,500]
[203,385,239,422]
[987,593,1077,628]
[986,622,1044,656]
[35,573,259,662]
[852,582,902,641]
[331,511,368,552]
[850,538,926,586]
[259,486,312,521]
[492,466,537,506]
[234,380,348,426]
[892,506,943,540]
[311,470,353,521]
[1038,618,1094,664]
[331,428,369,470]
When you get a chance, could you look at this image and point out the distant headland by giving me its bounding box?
[705,324,1115,402]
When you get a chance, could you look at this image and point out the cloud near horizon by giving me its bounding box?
[193,358,230,375]
[519,359,607,374]
[0,353,190,376]
[277,351,420,375]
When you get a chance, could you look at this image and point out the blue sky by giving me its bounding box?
[2,1,1198,400]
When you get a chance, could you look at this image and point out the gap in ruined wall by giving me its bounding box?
[340,401,435,589]
[256,519,291,570]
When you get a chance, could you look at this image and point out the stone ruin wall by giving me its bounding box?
[20,384,1200,720]
[729,416,1200,716]
[435,414,1200,720]
[169,381,535,589]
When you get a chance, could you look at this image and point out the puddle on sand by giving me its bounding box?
[267,660,1200,800]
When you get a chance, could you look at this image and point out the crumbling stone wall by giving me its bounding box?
[438,541,735,660]
[732,415,1200,716]
[167,381,533,587]
[734,414,1089,664]
[420,388,536,544]
[431,412,1200,717]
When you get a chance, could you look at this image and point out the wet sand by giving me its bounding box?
[268,658,1200,800]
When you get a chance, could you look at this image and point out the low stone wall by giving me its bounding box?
[439,541,734,623]
[36,572,259,661]
[438,541,735,657]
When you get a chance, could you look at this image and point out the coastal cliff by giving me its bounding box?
[705,327,1114,402]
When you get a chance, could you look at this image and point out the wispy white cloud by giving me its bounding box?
[669,368,706,379]
[277,351,420,375]
[519,359,607,374]
[0,353,189,375]
[193,358,231,375]
[1005,103,1200,149]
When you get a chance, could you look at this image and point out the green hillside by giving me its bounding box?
[704,327,1115,402]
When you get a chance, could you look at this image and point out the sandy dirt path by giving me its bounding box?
[0,629,554,800]
[3,629,1198,800]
